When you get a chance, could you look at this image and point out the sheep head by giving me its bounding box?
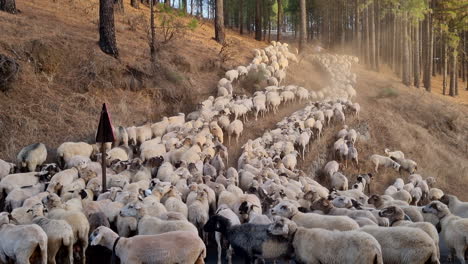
[378,206,405,224]
[310,198,333,213]
[268,216,297,238]
[90,226,117,247]
[270,200,297,219]
[422,201,450,219]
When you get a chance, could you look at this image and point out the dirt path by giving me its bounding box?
[224,56,328,169]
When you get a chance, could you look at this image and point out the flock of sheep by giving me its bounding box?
[0,41,467,264]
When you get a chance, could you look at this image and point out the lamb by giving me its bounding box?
[268,216,383,264]
[423,201,468,264]
[359,225,439,264]
[323,160,339,177]
[439,194,468,218]
[330,172,348,191]
[136,123,152,145]
[203,215,293,263]
[90,227,206,264]
[379,206,440,258]
[226,69,239,82]
[16,143,47,172]
[227,119,243,145]
[42,193,90,263]
[188,190,210,240]
[0,212,48,264]
[369,154,401,172]
[113,126,129,147]
[119,202,197,235]
[270,200,359,231]
[384,148,405,160]
[28,204,74,264]
[390,157,418,174]
[57,142,94,168]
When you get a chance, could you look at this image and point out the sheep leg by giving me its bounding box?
[454,245,466,264]
[227,246,233,264]
[215,232,223,264]
[80,238,88,264]
[67,242,74,264]
[47,242,60,264]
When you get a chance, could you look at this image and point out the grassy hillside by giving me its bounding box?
[0,0,262,160]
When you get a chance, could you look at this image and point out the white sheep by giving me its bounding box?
[384,148,405,160]
[270,200,359,231]
[225,69,239,82]
[90,227,206,263]
[0,212,48,264]
[359,225,439,264]
[423,201,468,264]
[16,143,47,172]
[114,126,129,147]
[369,154,401,173]
[28,204,74,264]
[227,120,243,145]
[0,159,15,180]
[440,194,468,218]
[268,216,383,264]
[57,142,94,167]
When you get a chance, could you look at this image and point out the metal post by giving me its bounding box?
[101,142,107,192]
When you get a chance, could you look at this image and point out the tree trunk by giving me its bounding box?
[276,0,282,41]
[190,0,193,15]
[239,0,244,35]
[182,0,186,12]
[165,0,170,7]
[99,0,119,58]
[364,6,370,67]
[392,14,397,72]
[442,34,448,95]
[374,0,380,71]
[150,0,156,64]
[299,0,306,52]
[131,0,139,9]
[255,0,262,41]
[369,2,376,70]
[214,0,225,43]
[449,47,457,96]
[423,0,432,92]
[355,0,360,57]
[413,21,420,88]
[0,0,17,14]
[402,13,410,86]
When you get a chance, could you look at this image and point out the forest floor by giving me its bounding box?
[0,0,467,199]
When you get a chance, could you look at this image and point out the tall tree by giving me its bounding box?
[239,0,244,34]
[402,12,411,86]
[99,0,119,57]
[355,0,361,57]
[214,0,225,43]
[423,0,433,92]
[150,0,156,63]
[369,1,376,70]
[299,0,307,52]
[413,21,420,87]
[0,0,17,13]
[277,0,282,41]
[255,0,262,41]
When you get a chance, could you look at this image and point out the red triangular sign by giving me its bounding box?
[96,103,115,143]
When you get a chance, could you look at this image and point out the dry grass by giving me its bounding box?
[0,0,264,160]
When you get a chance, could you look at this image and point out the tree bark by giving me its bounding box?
[0,0,16,14]
[369,2,376,70]
[413,21,420,88]
[299,0,306,52]
[239,0,244,35]
[355,0,360,57]
[402,13,410,86]
[150,0,156,64]
[99,0,119,58]
[442,34,447,95]
[374,0,380,71]
[449,46,457,96]
[423,0,432,92]
[255,0,262,41]
[364,6,370,67]
[276,0,282,41]
[214,0,225,43]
